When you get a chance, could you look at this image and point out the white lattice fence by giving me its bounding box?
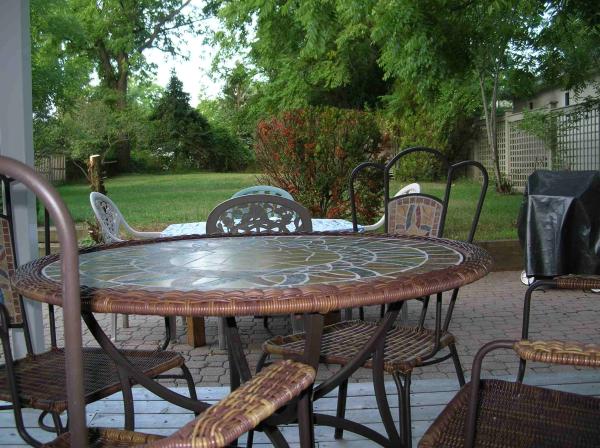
[469,105,600,190]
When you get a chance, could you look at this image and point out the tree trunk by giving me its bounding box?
[114,54,131,171]
[88,154,106,194]
[479,70,510,193]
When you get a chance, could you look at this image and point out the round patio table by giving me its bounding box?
[12,233,491,447]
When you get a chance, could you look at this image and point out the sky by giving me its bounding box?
[145,20,222,107]
[144,2,238,107]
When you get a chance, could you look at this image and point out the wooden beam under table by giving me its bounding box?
[186,317,206,347]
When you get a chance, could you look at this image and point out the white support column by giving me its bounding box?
[0,0,45,356]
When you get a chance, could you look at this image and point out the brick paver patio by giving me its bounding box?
[42,270,599,386]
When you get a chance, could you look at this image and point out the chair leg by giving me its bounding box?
[298,390,315,447]
[334,379,348,439]
[217,317,227,350]
[180,364,198,400]
[122,314,130,328]
[118,368,135,431]
[256,352,269,373]
[449,343,466,387]
[517,358,527,382]
[400,301,409,324]
[112,314,118,341]
[359,306,365,321]
[263,316,269,329]
[50,412,65,434]
[394,372,413,448]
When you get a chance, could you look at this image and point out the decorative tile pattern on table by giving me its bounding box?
[42,235,463,292]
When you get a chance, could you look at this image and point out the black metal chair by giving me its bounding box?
[259,147,488,447]
[0,170,197,446]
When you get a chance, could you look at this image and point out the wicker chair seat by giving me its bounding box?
[263,320,455,374]
[0,347,184,413]
[419,379,600,448]
[43,428,164,447]
[515,340,600,367]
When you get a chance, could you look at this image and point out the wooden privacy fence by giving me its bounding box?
[35,154,66,183]
[469,105,600,190]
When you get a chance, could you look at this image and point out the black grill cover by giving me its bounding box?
[518,170,600,277]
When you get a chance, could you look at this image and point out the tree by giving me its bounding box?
[33,0,202,171]
[212,0,390,114]
[149,72,212,169]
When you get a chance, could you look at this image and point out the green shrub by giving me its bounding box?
[255,106,386,221]
[207,126,254,172]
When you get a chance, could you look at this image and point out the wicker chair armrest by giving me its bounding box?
[146,359,316,448]
[554,275,600,290]
[514,340,600,368]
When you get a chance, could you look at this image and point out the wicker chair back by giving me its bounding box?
[0,211,23,325]
[206,194,312,235]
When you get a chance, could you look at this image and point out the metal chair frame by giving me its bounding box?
[340,147,489,446]
[0,157,87,446]
[0,168,196,447]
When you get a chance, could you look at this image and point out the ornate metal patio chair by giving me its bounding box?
[0,169,196,446]
[259,147,488,447]
[231,185,294,201]
[419,337,600,448]
[207,194,313,348]
[89,191,175,348]
[44,358,317,447]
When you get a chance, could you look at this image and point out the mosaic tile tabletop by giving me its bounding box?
[42,235,464,292]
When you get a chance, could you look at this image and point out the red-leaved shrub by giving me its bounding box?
[255,106,388,221]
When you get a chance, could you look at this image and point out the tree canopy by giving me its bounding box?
[209,0,599,190]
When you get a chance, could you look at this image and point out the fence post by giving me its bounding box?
[504,115,511,183]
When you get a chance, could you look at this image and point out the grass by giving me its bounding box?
[53,172,522,241]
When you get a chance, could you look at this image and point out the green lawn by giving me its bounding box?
[54,173,522,241]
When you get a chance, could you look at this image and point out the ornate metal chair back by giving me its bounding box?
[90,191,126,243]
[206,194,312,235]
[231,185,294,201]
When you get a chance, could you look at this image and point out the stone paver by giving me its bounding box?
[41,270,600,386]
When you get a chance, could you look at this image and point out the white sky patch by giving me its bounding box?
[145,15,223,106]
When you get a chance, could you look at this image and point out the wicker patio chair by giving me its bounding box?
[419,338,600,448]
[517,275,600,381]
[89,191,175,349]
[43,359,317,448]
[259,147,488,447]
[0,174,196,446]
[207,194,313,348]
[231,185,294,201]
